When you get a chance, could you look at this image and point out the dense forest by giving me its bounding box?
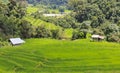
[0,0,32,41]
[27,0,67,5]
[26,0,68,9]
[34,0,120,42]
[68,0,120,42]
[0,0,120,46]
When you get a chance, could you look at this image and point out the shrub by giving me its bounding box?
[0,41,10,47]
[72,30,86,40]
[102,24,119,35]
[92,29,104,35]
[19,20,34,38]
[51,28,64,39]
[107,33,120,43]
[36,25,52,38]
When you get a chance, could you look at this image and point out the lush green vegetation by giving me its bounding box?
[0,39,120,73]
[27,0,67,8]
[24,16,60,29]
[26,6,38,15]
[32,0,120,42]
[0,0,120,73]
[1,0,119,42]
[68,0,120,42]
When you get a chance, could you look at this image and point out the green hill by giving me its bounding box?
[24,16,73,38]
[0,39,120,73]
[24,16,61,30]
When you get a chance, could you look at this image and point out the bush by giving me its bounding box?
[36,25,52,38]
[51,28,64,39]
[102,24,119,35]
[72,30,86,40]
[0,41,10,47]
[19,20,34,38]
[107,33,120,43]
[92,29,104,35]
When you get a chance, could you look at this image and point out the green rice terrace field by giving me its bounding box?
[0,39,120,73]
[24,16,73,38]
[24,16,60,30]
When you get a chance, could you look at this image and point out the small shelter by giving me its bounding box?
[91,35,105,41]
[9,38,25,46]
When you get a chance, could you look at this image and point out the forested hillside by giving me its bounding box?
[68,0,120,42]
[27,0,67,5]
[0,0,120,72]
[32,0,120,42]
[0,0,67,45]
[0,0,120,44]
[27,0,68,9]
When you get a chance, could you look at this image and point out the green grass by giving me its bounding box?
[25,6,60,29]
[24,16,60,30]
[27,7,39,15]
[64,28,73,38]
[0,39,120,73]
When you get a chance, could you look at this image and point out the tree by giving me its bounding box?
[51,28,64,39]
[19,20,34,38]
[36,25,51,38]
[72,29,86,40]
[68,0,85,11]
[107,32,120,42]
[92,29,104,35]
[59,6,65,13]
[0,0,28,40]
[7,0,26,18]
[102,24,119,35]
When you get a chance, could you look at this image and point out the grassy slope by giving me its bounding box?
[25,6,73,38]
[24,16,73,38]
[25,7,60,30]
[26,7,39,15]
[0,39,120,73]
[24,16,60,30]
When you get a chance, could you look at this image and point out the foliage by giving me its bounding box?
[107,33,120,42]
[92,29,104,35]
[51,28,64,39]
[101,24,119,35]
[35,24,51,38]
[0,0,120,43]
[34,13,78,29]
[59,6,65,13]
[19,20,34,38]
[0,41,10,47]
[27,0,68,9]
[72,29,86,40]
[68,0,120,42]
[69,0,120,24]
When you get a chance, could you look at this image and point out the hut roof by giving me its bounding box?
[9,38,25,45]
[91,35,105,39]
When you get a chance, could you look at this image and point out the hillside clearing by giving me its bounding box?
[24,16,60,30]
